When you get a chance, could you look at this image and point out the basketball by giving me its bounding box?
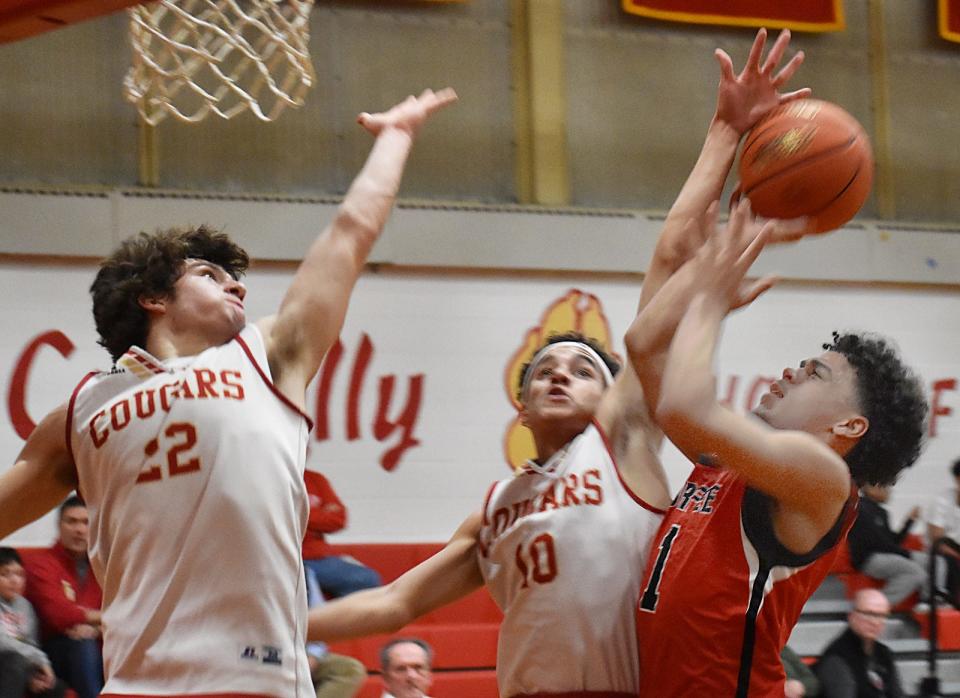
[737,99,874,233]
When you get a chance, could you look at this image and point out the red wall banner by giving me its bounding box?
[940,0,960,42]
[621,0,845,32]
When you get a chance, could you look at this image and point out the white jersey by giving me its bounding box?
[477,421,664,698]
[67,324,313,698]
[930,488,960,539]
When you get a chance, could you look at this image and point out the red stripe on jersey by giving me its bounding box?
[481,480,499,526]
[235,333,314,432]
[125,347,167,375]
[592,419,666,515]
[65,370,99,492]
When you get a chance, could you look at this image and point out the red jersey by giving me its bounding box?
[301,470,347,560]
[22,541,102,639]
[635,464,856,697]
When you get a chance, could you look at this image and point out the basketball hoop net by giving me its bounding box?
[124,0,316,125]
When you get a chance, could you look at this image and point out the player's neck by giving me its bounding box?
[144,328,217,362]
[531,423,585,464]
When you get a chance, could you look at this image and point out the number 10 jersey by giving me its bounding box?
[476,421,664,698]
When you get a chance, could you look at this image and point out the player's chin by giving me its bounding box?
[751,403,773,425]
[226,315,246,336]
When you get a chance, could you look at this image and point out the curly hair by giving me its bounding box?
[516,331,621,401]
[824,331,928,487]
[90,225,249,362]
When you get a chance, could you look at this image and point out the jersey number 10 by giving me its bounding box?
[515,533,558,588]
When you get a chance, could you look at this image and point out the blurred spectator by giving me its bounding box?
[305,566,367,698]
[927,457,960,608]
[303,471,381,598]
[380,638,433,698]
[23,496,103,698]
[0,547,65,698]
[814,589,904,698]
[847,484,926,607]
[782,644,821,697]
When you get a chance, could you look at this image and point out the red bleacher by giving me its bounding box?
[324,542,502,697]
[913,606,960,651]
[826,534,960,651]
[829,537,922,613]
[16,542,502,696]
[350,670,499,698]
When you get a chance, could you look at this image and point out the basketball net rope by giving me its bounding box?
[125,0,316,124]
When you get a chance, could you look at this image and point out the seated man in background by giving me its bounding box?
[303,470,381,598]
[814,589,904,698]
[0,547,65,698]
[927,457,960,608]
[848,484,926,608]
[380,638,433,698]
[23,496,103,698]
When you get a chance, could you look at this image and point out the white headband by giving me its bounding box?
[520,341,615,401]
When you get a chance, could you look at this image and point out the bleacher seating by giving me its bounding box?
[17,542,503,695]
[914,607,960,651]
[829,536,923,612]
[351,669,499,698]
[324,542,502,696]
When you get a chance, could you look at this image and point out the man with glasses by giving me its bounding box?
[814,589,905,697]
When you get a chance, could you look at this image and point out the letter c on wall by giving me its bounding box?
[8,331,75,440]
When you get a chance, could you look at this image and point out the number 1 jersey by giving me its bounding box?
[635,464,856,697]
[67,324,313,697]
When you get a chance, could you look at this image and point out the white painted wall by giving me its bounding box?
[1,261,956,547]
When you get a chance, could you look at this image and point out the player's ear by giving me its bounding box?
[832,414,868,439]
[518,404,531,427]
[139,294,166,314]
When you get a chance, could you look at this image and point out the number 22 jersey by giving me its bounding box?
[476,421,664,698]
[67,324,314,698]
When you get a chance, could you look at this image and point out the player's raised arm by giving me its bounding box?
[624,202,778,413]
[261,89,458,407]
[640,28,810,312]
[596,30,809,504]
[0,405,78,538]
[307,512,483,642]
[651,202,850,551]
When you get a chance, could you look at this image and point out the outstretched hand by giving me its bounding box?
[715,28,811,135]
[358,88,458,137]
[727,186,818,244]
[689,199,778,312]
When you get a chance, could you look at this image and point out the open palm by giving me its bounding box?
[715,28,810,135]
[358,88,458,137]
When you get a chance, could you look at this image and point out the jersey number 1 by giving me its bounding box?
[639,524,680,612]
